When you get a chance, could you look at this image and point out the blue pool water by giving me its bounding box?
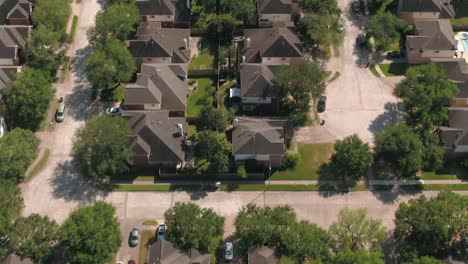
[463,32,468,39]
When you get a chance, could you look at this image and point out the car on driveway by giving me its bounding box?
[55,102,65,122]
[225,242,233,261]
[129,228,139,247]
[356,34,367,47]
[317,96,327,113]
[157,224,166,241]
[385,50,405,60]
[352,1,361,13]
[0,118,6,138]
[106,107,123,115]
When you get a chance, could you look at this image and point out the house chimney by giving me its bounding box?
[177,123,184,137]
[183,38,188,50]
[245,38,251,49]
[233,118,239,128]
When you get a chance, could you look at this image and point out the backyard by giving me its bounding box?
[187,78,216,118]
[270,143,334,180]
[452,0,468,28]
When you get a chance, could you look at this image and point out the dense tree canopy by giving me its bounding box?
[329,208,387,252]
[3,68,54,131]
[299,0,341,14]
[164,202,224,253]
[85,39,136,91]
[374,123,424,178]
[329,134,373,183]
[198,106,230,132]
[12,214,59,264]
[194,130,231,173]
[394,191,468,261]
[0,180,24,259]
[333,248,385,264]
[298,13,342,49]
[90,2,140,44]
[366,12,407,50]
[206,14,240,43]
[0,129,39,182]
[72,115,133,182]
[60,202,121,264]
[32,0,71,33]
[220,0,256,21]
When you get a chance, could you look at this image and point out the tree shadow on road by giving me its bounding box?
[71,46,93,84]
[49,159,108,204]
[368,102,404,134]
[169,184,218,200]
[317,163,358,197]
[65,84,101,121]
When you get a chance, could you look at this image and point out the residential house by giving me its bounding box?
[0,25,31,65]
[439,107,468,153]
[405,19,456,64]
[128,22,190,69]
[135,0,190,28]
[0,66,20,113]
[0,0,33,26]
[248,245,279,264]
[232,117,291,167]
[432,58,468,107]
[242,27,303,65]
[398,0,455,25]
[2,254,33,264]
[257,0,295,27]
[147,239,210,264]
[124,110,188,167]
[124,63,188,117]
[240,63,281,112]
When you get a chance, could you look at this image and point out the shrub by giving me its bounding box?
[237,165,247,179]
[282,153,302,170]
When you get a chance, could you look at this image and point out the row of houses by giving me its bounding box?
[0,0,34,115]
[398,0,468,154]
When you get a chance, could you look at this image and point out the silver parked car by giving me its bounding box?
[129,228,139,247]
[225,242,233,261]
[157,224,166,241]
[55,102,65,122]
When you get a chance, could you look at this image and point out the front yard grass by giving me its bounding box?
[186,78,216,118]
[138,230,156,264]
[422,162,468,180]
[270,143,334,180]
[452,1,468,27]
[379,63,408,77]
[370,65,380,77]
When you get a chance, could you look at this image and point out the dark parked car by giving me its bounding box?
[157,224,166,241]
[317,96,327,113]
[356,34,367,47]
[385,51,405,59]
[352,1,361,13]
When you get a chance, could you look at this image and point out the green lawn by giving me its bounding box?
[379,63,408,77]
[370,65,380,77]
[69,15,78,42]
[111,168,157,183]
[25,148,50,182]
[270,143,334,180]
[187,78,216,118]
[189,53,214,71]
[422,164,468,180]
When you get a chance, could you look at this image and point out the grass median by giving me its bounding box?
[25,148,50,182]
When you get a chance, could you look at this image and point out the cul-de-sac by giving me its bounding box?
[1,0,468,263]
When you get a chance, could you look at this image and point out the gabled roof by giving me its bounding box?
[248,245,279,264]
[0,25,31,49]
[432,58,468,82]
[125,63,188,111]
[243,27,303,63]
[135,0,190,23]
[125,110,187,164]
[232,117,287,156]
[407,19,455,51]
[455,81,468,98]
[398,0,455,18]
[7,1,30,20]
[129,22,190,63]
[240,63,281,98]
[439,107,468,148]
[0,65,19,92]
[257,0,292,15]
[147,238,210,264]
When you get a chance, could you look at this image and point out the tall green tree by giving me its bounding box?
[394,191,468,260]
[235,204,297,254]
[198,106,230,132]
[329,134,373,183]
[275,60,325,126]
[85,39,136,91]
[280,220,332,263]
[3,68,54,131]
[0,180,24,259]
[333,248,385,264]
[194,130,231,173]
[90,2,140,44]
[60,202,122,264]
[32,0,71,33]
[299,0,341,14]
[0,129,39,182]
[329,208,386,252]
[72,115,133,182]
[12,214,59,264]
[366,12,407,50]
[220,0,256,21]
[206,14,240,43]
[374,123,424,178]
[164,202,224,253]
[298,13,342,49]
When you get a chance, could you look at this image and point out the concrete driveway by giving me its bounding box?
[294,0,402,144]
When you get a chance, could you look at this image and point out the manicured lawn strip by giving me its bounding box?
[188,53,214,70]
[114,184,171,191]
[39,100,59,131]
[25,148,50,182]
[422,164,467,180]
[379,63,408,77]
[69,15,78,42]
[186,78,216,118]
[270,143,334,180]
[370,65,380,77]
[60,56,70,83]
[423,184,468,191]
[422,172,458,180]
[133,176,155,182]
[142,220,158,226]
[138,230,155,264]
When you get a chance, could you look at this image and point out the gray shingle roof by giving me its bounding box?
[0,25,31,49]
[399,0,455,18]
[248,245,279,264]
[240,63,281,98]
[407,19,456,52]
[125,110,187,164]
[243,27,302,63]
[439,107,468,148]
[232,117,287,156]
[148,239,210,264]
[432,58,468,82]
[0,65,18,91]
[129,22,190,63]
[257,0,292,15]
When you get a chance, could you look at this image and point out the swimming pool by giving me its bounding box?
[463,32,468,40]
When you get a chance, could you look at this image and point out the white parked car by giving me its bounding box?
[129,228,140,247]
[225,242,233,261]
[106,107,123,115]
[0,118,5,138]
